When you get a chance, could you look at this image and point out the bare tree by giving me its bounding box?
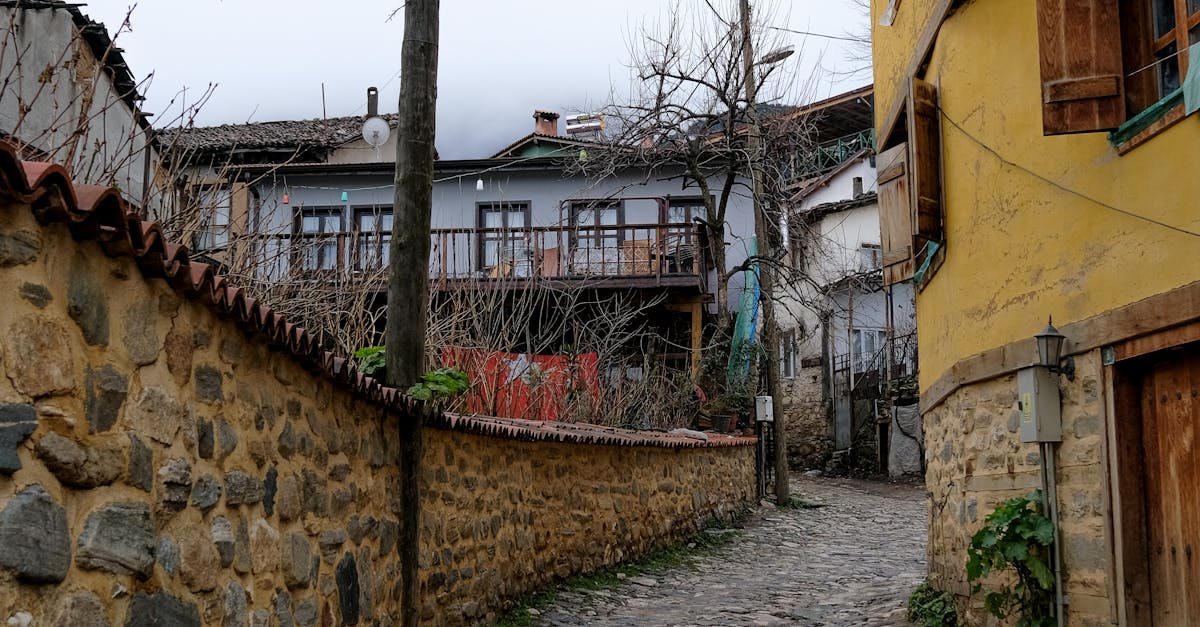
[575,0,816,329]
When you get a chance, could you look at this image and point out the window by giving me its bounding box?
[1036,0,1200,135]
[779,330,797,379]
[667,199,700,242]
[852,329,888,374]
[295,208,342,272]
[355,208,392,269]
[478,202,530,271]
[571,200,623,249]
[1141,0,1200,101]
[192,186,231,251]
[858,243,882,271]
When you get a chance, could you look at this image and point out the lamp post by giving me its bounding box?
[740,0,793,503]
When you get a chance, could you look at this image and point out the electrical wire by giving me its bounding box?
[937,105,1200,239]
[767,26,863,43]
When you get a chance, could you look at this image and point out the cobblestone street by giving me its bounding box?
[530,474,927,626]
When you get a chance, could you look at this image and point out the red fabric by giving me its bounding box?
[441,348,600,421]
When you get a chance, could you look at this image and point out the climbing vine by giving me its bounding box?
[966,490,1056,627]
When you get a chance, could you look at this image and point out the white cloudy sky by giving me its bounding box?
[80,1,870,159]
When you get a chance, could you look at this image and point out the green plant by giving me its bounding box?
[353,346,386,376]
[407,367,470,402]
[966,490,1056,627]
[906,581,961,627]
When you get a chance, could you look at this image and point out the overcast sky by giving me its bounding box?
[80,1,869,159]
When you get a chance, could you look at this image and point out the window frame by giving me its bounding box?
[779,330,797,379]
[569,199,625,249]
[192,184,233,252]
[851,328,888,375]
[353,206,393,271]
[476,201,532,271]
[293,206,345,273]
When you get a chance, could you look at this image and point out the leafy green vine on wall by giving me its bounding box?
[966,490,1056,627]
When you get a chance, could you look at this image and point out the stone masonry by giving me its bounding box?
[923,351,1112,626]
[779,363,832,469]
[0,181,756,625]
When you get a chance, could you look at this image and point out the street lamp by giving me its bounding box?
[1035,317,1074,380]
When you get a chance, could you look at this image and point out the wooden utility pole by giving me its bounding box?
[740,0,789,503]
[386,1,439,626]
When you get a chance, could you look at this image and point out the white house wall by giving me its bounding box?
[249,166,757,312]
[0,6,158,205]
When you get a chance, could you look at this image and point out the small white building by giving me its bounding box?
[777,148,918,474]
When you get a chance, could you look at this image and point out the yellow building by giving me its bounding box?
[872,0,1200,624]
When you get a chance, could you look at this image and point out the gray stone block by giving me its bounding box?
[125,592,200,627]
[49,590,110,627]
[76,502,156,579]
[127,433,153,491]
[36,432,122,488]
[191,474,222,511]
[85,364,128,433]
[18,282,52,308]
[212,516,235,567]
[68,253,110,346]
[0,485,70,582]
[195,365,224,402]
[281,532,314,588]
[0,229,40,266]
[225,470,264,506]
[0,403,38,474]
[157,457,193,510]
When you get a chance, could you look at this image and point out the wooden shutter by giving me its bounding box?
[1036,0,1125,134]
[907,78,942,247]
[877,143,914,286]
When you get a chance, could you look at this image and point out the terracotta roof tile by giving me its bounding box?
[0,141,751,450]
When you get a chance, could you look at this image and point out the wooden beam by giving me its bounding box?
[690,302,703,377]
[921,279,1200,411]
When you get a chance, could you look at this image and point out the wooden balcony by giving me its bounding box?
[429,222,709,291]
[225,222,710,292]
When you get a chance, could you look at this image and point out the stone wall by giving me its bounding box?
[779,363,831,469]
[923,351,1112,626]
[0,160,756,625]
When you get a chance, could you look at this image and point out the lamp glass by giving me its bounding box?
[1035,320,1065,368]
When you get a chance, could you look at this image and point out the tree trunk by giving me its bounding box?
[386,3,439,627]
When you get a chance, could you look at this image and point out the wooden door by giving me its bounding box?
[1139,346,1200,625]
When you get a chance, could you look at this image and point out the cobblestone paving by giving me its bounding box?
[530,474,927,626]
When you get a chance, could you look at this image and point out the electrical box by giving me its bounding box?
[755,395,774,422]
[1018,366,1061,443]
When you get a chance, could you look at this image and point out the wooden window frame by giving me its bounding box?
[476,201,531,271]
[352,206,393,271]
[191,184,233,252]
[293,206,344,273]
[569,199,625,249]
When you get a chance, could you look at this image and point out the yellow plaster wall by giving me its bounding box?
[875,0,1200,390]
[871,0,940,133]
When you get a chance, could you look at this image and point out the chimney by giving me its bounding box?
[533,110,560,136]
[852,176,863,198]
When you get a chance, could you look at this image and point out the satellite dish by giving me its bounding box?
[361,116,390,147]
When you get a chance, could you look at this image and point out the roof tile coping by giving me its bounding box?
[0,140,753,450]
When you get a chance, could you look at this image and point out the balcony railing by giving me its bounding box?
[784,128,875,182]
[224,222,710,290]
[429,222,709,288]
